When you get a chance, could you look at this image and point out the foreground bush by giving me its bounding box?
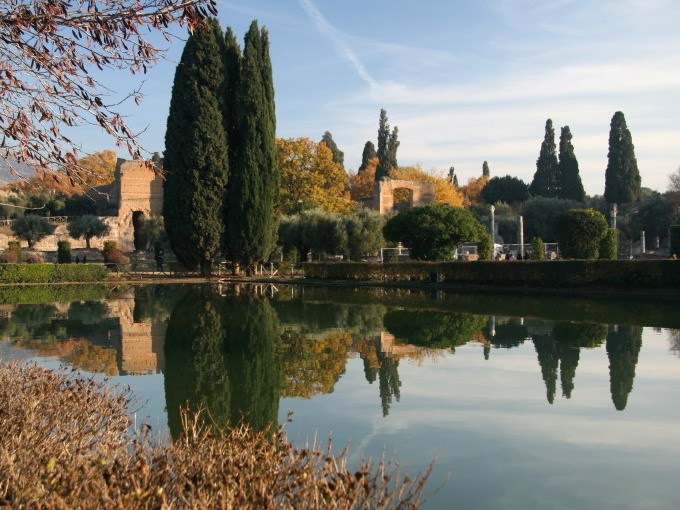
[0,363,431,509]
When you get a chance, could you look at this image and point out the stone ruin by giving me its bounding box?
[372,177,435,215]
[0,159,164,252]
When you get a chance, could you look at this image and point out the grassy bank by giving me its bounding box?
[0,362,430,509]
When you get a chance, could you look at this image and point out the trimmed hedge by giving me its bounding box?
[303,260,680,288]
[0,264,108,284]
[671,225,680,258]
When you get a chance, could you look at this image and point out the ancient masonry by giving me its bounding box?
[372,177,435,215]
[1,160,164,251]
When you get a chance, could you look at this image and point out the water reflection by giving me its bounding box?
[0,284,674,420]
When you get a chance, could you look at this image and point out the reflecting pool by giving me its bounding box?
[1,283,679,510]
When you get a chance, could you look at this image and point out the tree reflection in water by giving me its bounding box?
[606,325,643,411]
[164,288,280,438]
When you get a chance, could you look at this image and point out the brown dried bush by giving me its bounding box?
[0,362,432,509]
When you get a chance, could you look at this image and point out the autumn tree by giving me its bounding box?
[358,141,377,173]
[604,111,642,204]
[530,119,560,198]
[0,0,217,183]
[67,215,110,248]
[163,19,227,276]
[277,138,354,215]
[461,175,489,207]
[349,157,378,202]
[320,131,344,169]
[391,165,463,207]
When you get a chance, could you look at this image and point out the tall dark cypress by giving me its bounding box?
[163,20,228,276]
[228,21,278,274]
[529,119,560,198]
[604,111,641,204]
[375,109,391,181]
[482,161,490,177]
[358,140,376,173]
[557,126,585,202]
[387,126,400,170]
[320,131,344,169]
[223,27,242,173]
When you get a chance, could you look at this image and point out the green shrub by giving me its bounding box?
[556,209,608,259]
[531,237,545,260]
[671,225,680,258]
[477,233,493,260]
[0,264,107,283]
[599,228,618,260]
[57,241,72,264]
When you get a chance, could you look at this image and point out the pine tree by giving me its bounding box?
[320,131,344,169]
[358,141,376,173]
[604,111,641,204]
[228,21,279,274]
[557,126,585,202]
[163,19,228,276]
[375,109,391,180]
[529,119,560,198]
[482,161,490,177]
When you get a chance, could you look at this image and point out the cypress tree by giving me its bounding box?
[320,131,344,169]
[223,27,242,173]
[228,21,279,274]
[529,119,560,198]
[482,161,490,177]
[163,19,228,276]
[604,111,641,204]
[358,141,376,173]
[387,126,399,170]
[375,109,391,180]
[557,126,585,202]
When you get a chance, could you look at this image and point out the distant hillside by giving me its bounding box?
[0,160,36,187]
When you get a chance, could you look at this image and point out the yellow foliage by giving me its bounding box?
[277,138,355,214]
[278,330,352,399]
[348,157,378,203]
[462,175,489,207]
[390,165,464,207]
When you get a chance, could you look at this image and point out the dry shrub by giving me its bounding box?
[23,251,45,264]
[0,362,432,509]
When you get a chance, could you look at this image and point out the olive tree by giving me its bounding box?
[11,214,55,248]
[67,215,110,249]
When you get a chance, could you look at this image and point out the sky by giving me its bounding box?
[83,0,680,195]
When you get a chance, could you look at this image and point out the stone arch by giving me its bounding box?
[372,178,435,215]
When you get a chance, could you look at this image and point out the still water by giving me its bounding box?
[1,283,679,510]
